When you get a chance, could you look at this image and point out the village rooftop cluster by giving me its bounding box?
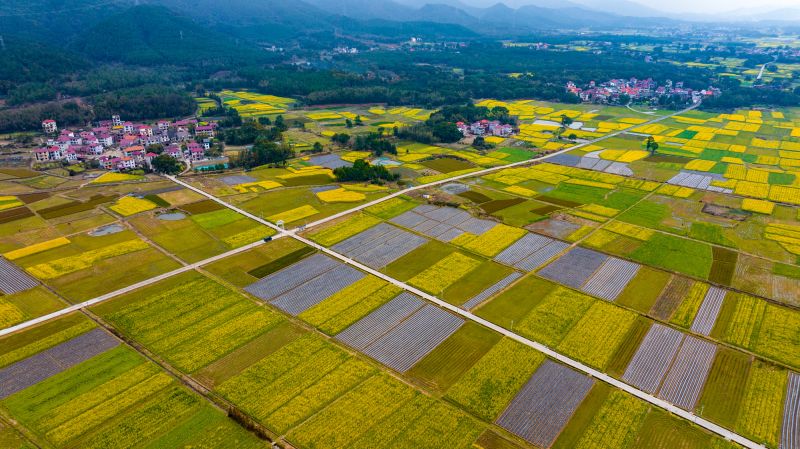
[456,119,515,137]
[36,116,225,172]
[566,78,720,104]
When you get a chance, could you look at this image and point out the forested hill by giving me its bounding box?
[71,5,263,65]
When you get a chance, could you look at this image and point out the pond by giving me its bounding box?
[157,212,187,221]
[89,223,124,236]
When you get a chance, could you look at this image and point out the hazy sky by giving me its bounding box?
[633,0,799,13]
[461,0,799,13]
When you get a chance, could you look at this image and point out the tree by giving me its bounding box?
[333,159,398,182]
[331,133,350,146]
[152,154,182,174]
[312,142,324,153]
[274,115,287,132]
[560,114,573,127]
[345,118,353,128]
[354,115,362,126]
[432,122,462,143]
[645,136,659,154]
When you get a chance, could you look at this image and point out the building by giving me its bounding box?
[42,120,57,134]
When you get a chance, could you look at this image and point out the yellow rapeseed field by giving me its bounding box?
[110,196,158,216]
[4,237,71,260]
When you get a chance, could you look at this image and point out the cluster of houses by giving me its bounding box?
[566,78,720,104]
[35,116,220,171]
[456,120,515,138]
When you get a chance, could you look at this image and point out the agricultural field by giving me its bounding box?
[91,271,284,373]
[0,315,266,449]
[3,99,800,449]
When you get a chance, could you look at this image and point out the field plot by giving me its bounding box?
[736,360,787,448]
[557,301,638,369]
[390,205,497,242]
[581,257,640,301]
[94,272,283,373]
[12,230,180,302]
[245,253,337,300]
[337,292,425,348]
[462,271,523,310]
[306,213,381,246]
[285,372,483,449]
[657,336,717,410]
[359,304,464,372]
[0,328,118,399]
[331,223,429,268]
[690,286,727,336]
[538,247,609,288]
[515,286,594,347]
[216,332,483,449]
[783,372,800,449]
[696,347,751,428]
[405,322,500,394]
[650,276,693,320]
[129,207,273,263]
[622,324,684,393]
[496,360,594,448]
[299,276,401,335]
[0,257,38,294]
[493,232,570,272]
[408,252,480,294]
[270,264,365,316]
[2,345,265,449]
[572,390,650,449]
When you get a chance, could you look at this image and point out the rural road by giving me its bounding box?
[1,100,763,448]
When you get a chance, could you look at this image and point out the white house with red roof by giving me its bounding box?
[42,120,57,134]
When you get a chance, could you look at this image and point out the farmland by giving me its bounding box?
[1,99,799,449]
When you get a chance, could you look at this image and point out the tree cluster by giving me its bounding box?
[333,159,398,183]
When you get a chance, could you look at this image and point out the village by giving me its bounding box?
[566,78,721,105]
[35,115,228,173]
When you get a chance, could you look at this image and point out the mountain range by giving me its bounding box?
[0,0,797,68]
